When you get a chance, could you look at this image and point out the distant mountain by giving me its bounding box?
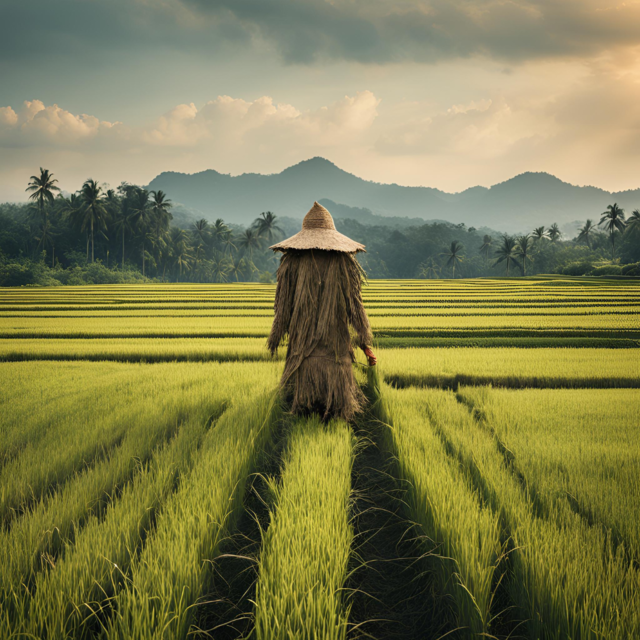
[318,199,443,229]
[147,157,640,232]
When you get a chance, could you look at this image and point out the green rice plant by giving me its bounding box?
[370,313,640,330]
[376,336,639,349]
[459,387,640,562]
[106,387,283,640]
[366,367,504,638]
[3,401,216,639]
[0,362,281,613]
[0,315,273,338]
[380,347,640,389]
[5,303,639,316]
[3,311,638,339]
[367,305,640,316]
[253,416,354,640]
[0,362,137,460]
[374,328,640,339]
[1,307,275,315]
[0,361,280,522]
[426,385,640,639]
[0,337,282,363]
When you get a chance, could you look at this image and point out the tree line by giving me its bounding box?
[1,167,639,286]
[428,205,639,279]
[2,168,284,285]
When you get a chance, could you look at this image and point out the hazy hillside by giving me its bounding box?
[147,157,640,232]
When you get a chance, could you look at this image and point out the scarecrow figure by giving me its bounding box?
[267,201,376,422]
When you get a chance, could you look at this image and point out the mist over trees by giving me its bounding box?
[1,168,639,286]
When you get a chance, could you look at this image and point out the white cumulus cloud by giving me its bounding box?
[0,100,123,148]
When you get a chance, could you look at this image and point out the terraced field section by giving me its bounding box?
[1,276,639,639]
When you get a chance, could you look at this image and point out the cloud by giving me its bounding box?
[2,0,640,69]
[181,0,640,64]
[0,92,382,196]
[142,91,380,148]
[0,101,124,148]
[1,66,640,199]
[375,97,552,158]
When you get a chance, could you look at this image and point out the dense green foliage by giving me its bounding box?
[2,168,639,285]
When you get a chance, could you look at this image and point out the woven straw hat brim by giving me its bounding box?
[270,200,365,253]
[270,229,365,253]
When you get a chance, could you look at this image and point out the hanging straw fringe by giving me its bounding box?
[267,250,373,421]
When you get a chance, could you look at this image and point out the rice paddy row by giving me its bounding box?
[368,367,640,639]
[2,278,638,350]
[2,276,639,638]
[3,360,638,638]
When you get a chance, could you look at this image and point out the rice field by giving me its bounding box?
[1,276,639,639]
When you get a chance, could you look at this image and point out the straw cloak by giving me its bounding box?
[267,203,373,421]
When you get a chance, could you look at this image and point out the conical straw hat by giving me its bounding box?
[269,202,365,253]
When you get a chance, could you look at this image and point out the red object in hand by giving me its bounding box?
[363,346,377,367]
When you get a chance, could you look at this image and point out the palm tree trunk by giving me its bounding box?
[122,228,125,269]
[611,234,615,261]
[142,240,145,277]
[86,233,89,262]
[91,218,94,263]
[52,245,55,268]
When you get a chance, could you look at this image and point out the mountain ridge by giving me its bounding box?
[147,157,640,232]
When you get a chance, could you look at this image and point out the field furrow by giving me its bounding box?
[381,347,640,389]
[106,388,283,640]
[2,402,221,639]
[425,387,639,639]
[367,369,504,637]
[458,387,640,563]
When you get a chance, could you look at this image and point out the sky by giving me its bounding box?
[1,0,640,201]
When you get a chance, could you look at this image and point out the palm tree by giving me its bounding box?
[34,219,58,267]
[212,219,228,249]
[80,179,108,262]
[129,189,151,275]
[514,234,534,276]
[547,223,561,243]
[599,203,626,260]
[532,226,547,248]
[577,219,596,248]
[238,229,262,259]
[26,167,59,224]
[440,241,464,278]
[625,209,640,237]
[104,189,120,219]
[227,256,247,282]
[61,193,89,261]
[418,257,440,279]
[192,218,209,245]
[222,230,237,256]
[147,191,172,273]
[253,211,283,243]
[112,207,134,269]
[151,190,173,229]
[171,228,193,279]
[192,219,209,275]
[479,235,493,264]
[211,252,230,283]
[494,234,521,276]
